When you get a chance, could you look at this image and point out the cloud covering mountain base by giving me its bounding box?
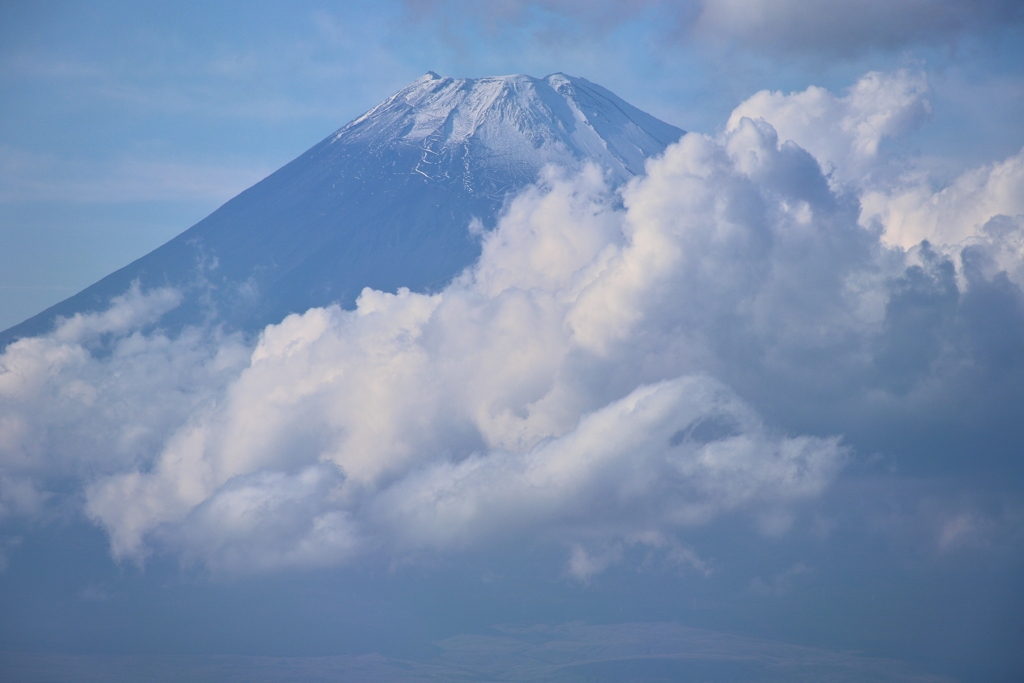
[2,72,1024,588]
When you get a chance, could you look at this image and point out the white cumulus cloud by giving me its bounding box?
[726,70,932,186]
[2,70,1024,578]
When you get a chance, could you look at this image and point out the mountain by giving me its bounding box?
[0,73,684,346]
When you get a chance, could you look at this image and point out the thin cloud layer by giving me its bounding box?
[2,70,1023,577]
[402,0,1024,55]
[0,147,275,203]
[694,0,1023,55]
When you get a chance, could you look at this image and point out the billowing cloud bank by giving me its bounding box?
[2,71,1023,576]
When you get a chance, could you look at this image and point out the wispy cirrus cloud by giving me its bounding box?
[0,146,274,203]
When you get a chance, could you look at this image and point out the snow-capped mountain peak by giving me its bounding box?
[334,72,682,184]
[1,73,683,346]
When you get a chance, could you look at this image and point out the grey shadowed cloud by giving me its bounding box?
[402,0,1024,56]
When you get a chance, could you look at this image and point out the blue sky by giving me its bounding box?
[2,0,1023,329]
[2,3,1024,682]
